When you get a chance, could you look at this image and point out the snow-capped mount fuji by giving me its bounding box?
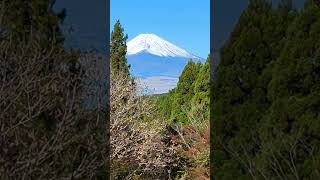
[126,33,204,94]
[127,33,201,59]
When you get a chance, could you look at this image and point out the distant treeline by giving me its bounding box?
[212,0,320,179]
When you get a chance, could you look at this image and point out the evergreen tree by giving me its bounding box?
[2,0,66,46]
[212,0,320,179]
[157,89,175,120]
[110,20,130,76]
[212,0,293,178]
[157,59,209,125]
[259,1,320,178]
[171,60,201,124]
[191,56,210,123]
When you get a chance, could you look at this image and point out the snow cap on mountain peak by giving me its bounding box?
[127,33,200,59]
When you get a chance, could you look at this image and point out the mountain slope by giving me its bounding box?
[126,33,204,94]
[127,33,201,59]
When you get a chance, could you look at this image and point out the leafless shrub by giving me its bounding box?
[0,33,108,179]
[169,123,210,180]
[216,127,320,180]
[110,73,180,179]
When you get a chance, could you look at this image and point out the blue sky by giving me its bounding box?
[111,0,210,59]
[54,0,107,53]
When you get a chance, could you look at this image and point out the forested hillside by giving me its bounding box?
[212,0,320,179]
[157,57,210,125]
[158,57,210,178]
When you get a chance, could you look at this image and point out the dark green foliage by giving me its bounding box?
[191,58,210,122]
[158,57,210,125]
[261,1,320,178]
[1,0,66,46]
[212,0,320,179]
[171,60,202,123]
[157,91,174,120]
[110,20,130,76]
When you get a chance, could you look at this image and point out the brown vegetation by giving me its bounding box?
[110,73,183,179]
[168,124,210,179]
[0,36,108,179]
